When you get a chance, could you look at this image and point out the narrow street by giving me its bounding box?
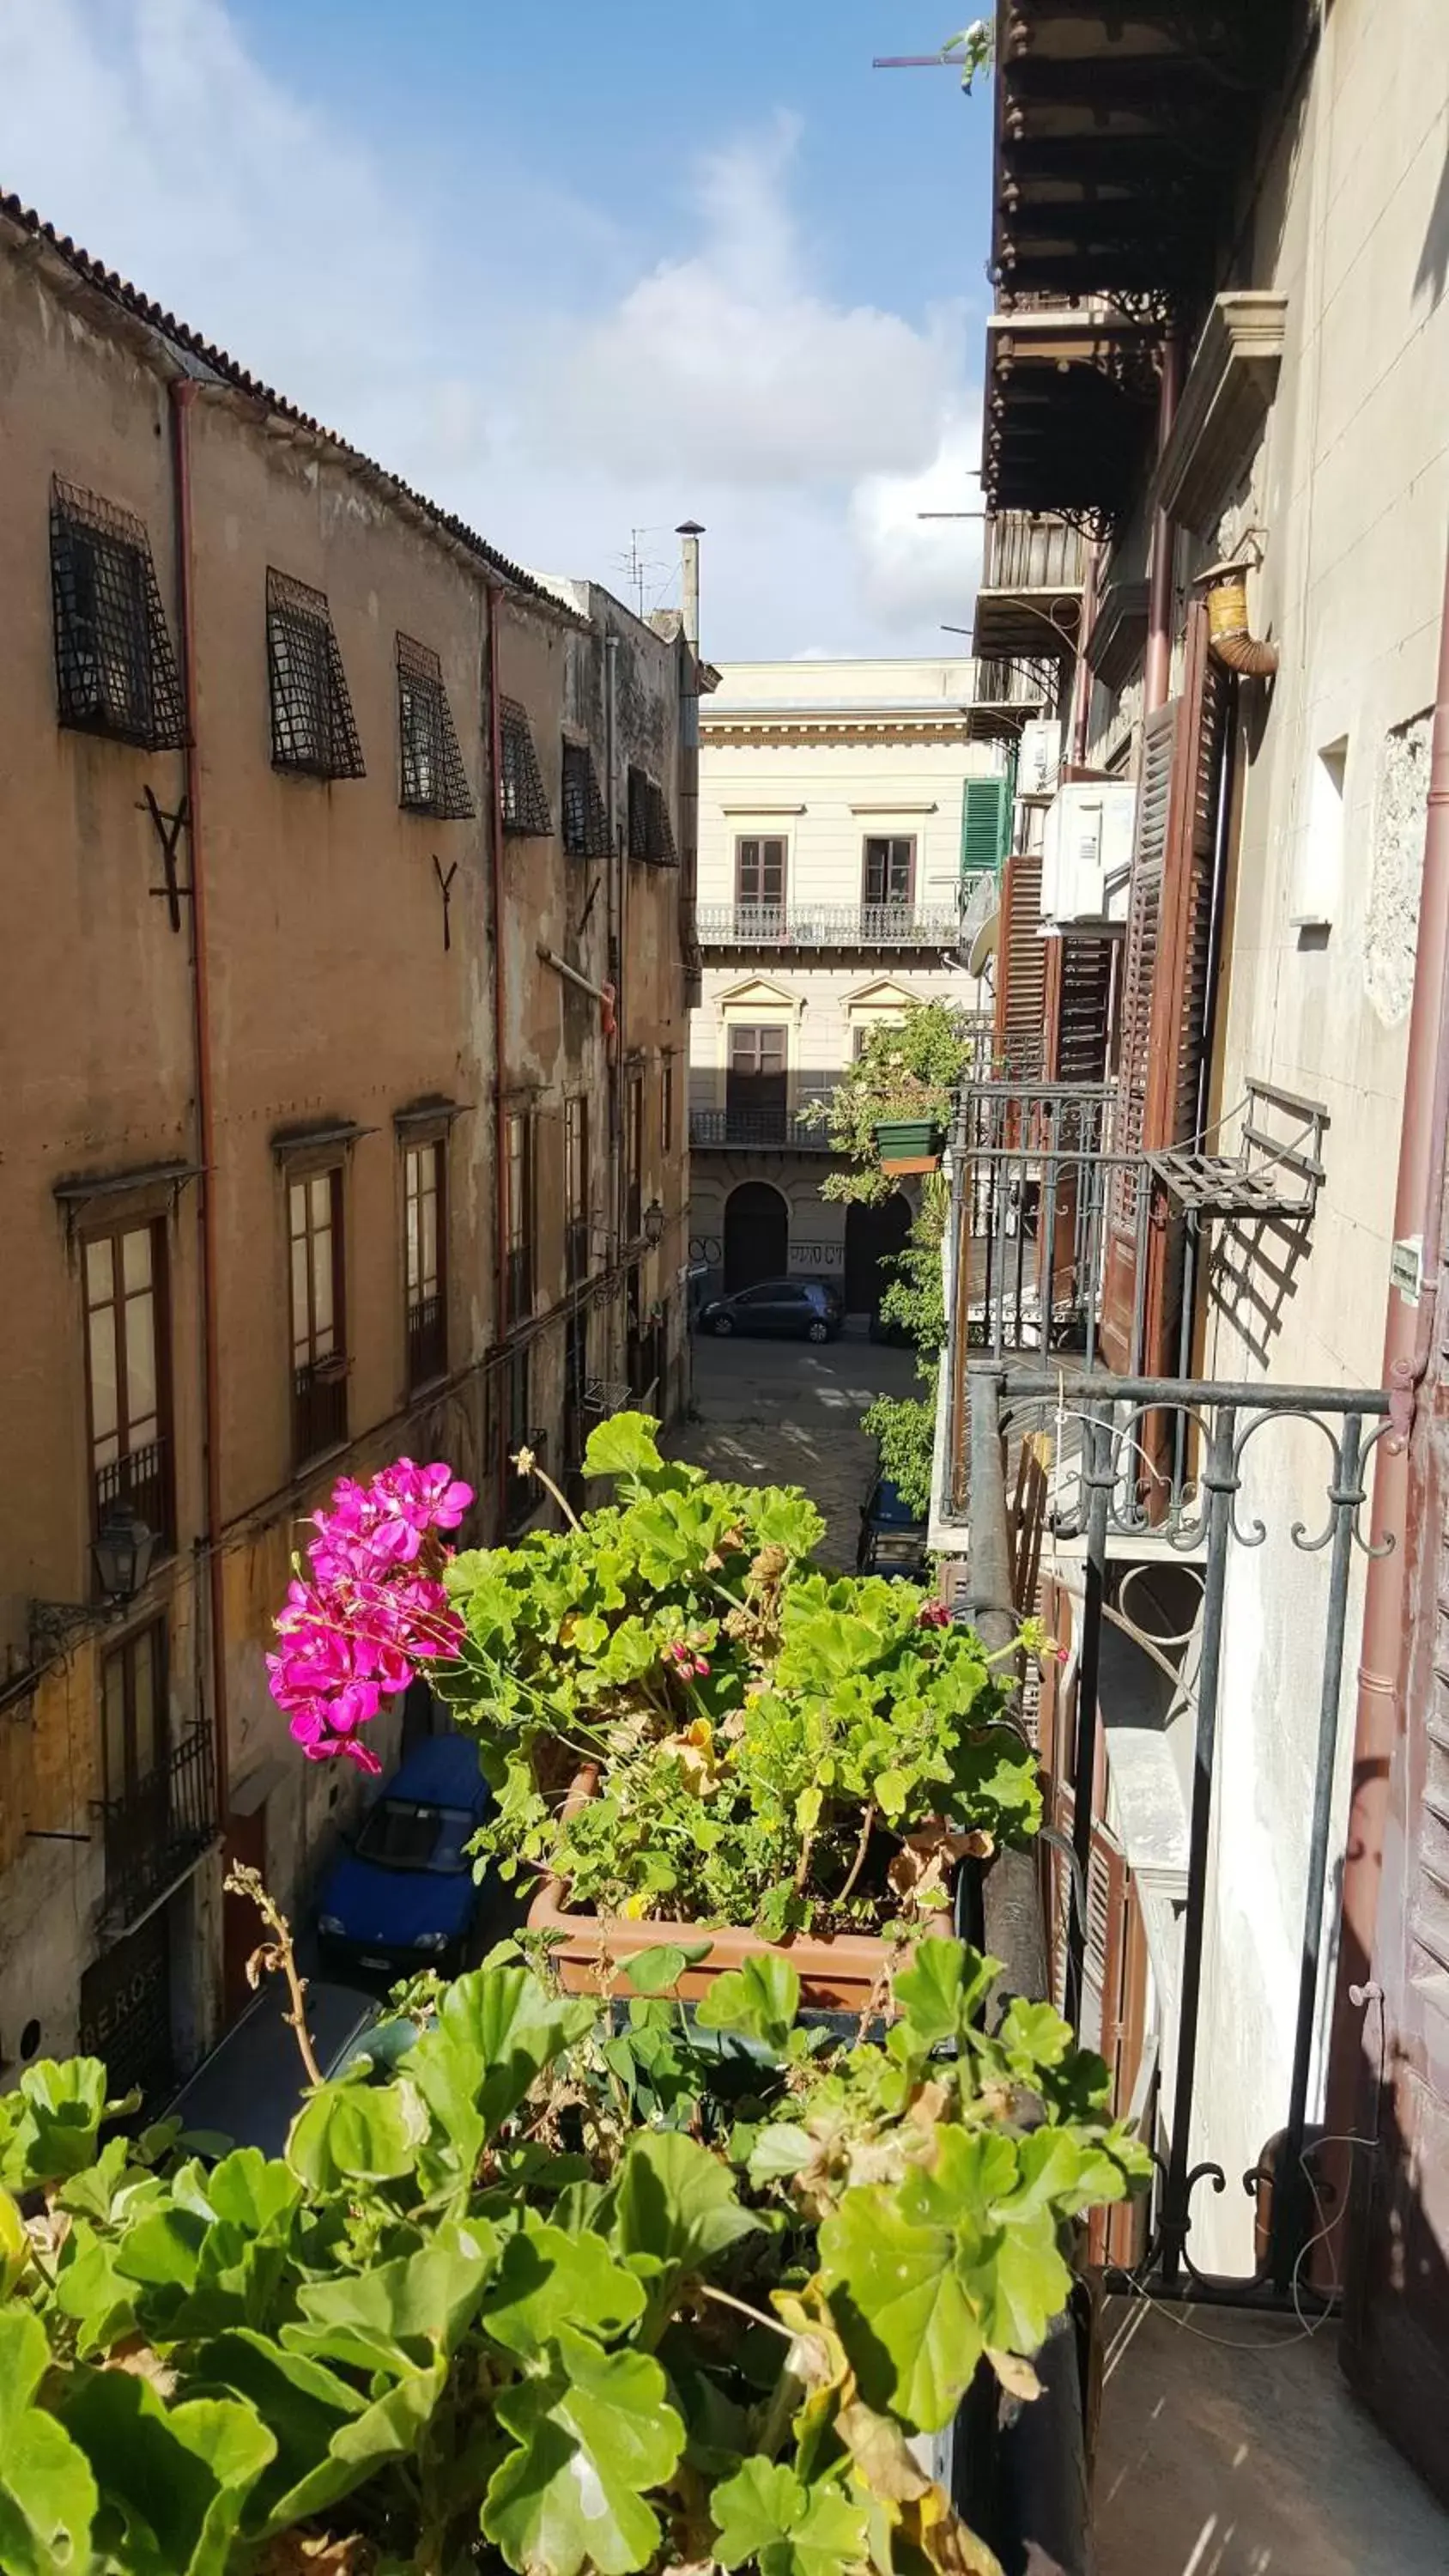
[669,1321,920,1568]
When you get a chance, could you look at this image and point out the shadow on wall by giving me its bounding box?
[1416,134,1449,313]
[1204,1212,1313,1369]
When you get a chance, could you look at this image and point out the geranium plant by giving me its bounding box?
[0,1923,1147,2576]
[428,1413,1040,1942]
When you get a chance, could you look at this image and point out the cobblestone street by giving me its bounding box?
[667,1323,921,1568]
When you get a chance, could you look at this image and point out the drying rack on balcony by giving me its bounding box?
[1147,1078,1326,1223]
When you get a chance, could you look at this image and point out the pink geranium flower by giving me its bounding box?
[268,1456,473,1766]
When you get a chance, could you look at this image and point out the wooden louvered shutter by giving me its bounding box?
[1099,706,1177,1370]
[1054,934,1114,1084]
[993,846,1046,1078]
[1149,603,1230,1159]
[961,775,1009,878]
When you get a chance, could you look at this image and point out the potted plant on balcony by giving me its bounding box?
[0,1914,1148,2576]
[434,1414,1040,2008]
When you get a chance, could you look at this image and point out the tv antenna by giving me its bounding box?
[614,527,668,621]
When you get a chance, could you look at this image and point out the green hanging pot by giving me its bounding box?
[874,1118,945,1173]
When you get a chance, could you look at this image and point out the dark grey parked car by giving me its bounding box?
[698,1278,844,1343]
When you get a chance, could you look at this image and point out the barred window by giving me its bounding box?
[500,698,551,835]
[397,634,474,818]
[561,738,609,857]
[50,480,187,750]
[627,765,676,866]
[266,568,365,780]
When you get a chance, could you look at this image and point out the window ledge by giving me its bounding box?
[1155,291,1288,535]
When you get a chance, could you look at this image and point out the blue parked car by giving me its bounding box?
[316,1735,490,1981]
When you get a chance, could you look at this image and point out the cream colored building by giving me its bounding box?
[691,659,1012,1309]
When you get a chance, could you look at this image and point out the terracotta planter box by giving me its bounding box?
[526,1768,951,2012]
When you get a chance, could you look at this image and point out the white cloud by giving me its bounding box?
[0,0,982,656]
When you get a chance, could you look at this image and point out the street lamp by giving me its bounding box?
[642,1199,666,1249]
[91,1510,159,1607]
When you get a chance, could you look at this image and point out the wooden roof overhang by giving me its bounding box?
[984,306,1161,532]
[991,1,1298,312]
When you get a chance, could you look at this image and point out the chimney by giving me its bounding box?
[676,520,704,653]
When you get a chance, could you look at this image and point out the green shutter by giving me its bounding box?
[961,776,1009,880]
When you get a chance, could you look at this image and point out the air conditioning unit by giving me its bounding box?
[1016,718,1063,801]
[1040,780,1137,927]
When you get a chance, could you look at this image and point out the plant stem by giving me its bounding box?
[696,2281,796,2341]
[839,1803,876,1909]
[222,1865,324,2087]
[792,1831,816,1896]
[517,1447,582,1531]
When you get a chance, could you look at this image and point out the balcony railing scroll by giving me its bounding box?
[100,1719,218,1937]
[94,1435,173,1556]
[961,1361,1391,2313]
[294,1356,349,1465]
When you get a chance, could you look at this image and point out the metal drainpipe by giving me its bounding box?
[486,586,510,1512]
[168,378,229,1832]
[1143,334,1182,716]
[1327,538,1449,2127]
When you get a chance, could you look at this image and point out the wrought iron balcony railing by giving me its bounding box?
[697,901,971,950]
[406,1293,446,1391]
[294,1356,349,1465]
[959,1363,1389,2310]
[689,1106,837,1153]
[94,1435,173,1556]
[981,511,1088,596]
[99,1719,218,1937]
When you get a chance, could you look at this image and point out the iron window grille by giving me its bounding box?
[50,479,187,750]
[561,738,609,857]
[500,698,551,835]
[397,634,474,818]
[266,568,366,779]
[627,766,676,866]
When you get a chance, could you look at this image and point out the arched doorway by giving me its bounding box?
[844,1192,912,1317]
[724,1182,788,1293]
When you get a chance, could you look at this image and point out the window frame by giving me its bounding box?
[506,1110,536,1323]
[403,1136,448,1389]
[266,568,366,781]
[288,1163,349,1465]
[82,1215,174,1566]
[397,633,475,820]
[50,478,187,752]
[861,834,917,910]
[101,1617,170,1817]
[735,834,788,914]
[661,1057,675,1163]
[565,1095,591,1286]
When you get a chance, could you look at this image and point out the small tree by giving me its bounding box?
[820,1003,979,1516]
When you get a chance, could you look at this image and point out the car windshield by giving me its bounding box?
[354,1800,475,1874]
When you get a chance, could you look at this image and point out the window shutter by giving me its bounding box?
[1099,700,1179,1370]
[1052,933,1114,1084]
[961,776,1009,878]
[993,846,1046,1078]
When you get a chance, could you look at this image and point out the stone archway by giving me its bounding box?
[844,1191,912,1317]
[724,1181,788,1293]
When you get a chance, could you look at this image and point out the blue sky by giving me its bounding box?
[0,2,996,656]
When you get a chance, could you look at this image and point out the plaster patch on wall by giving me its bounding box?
[1364,709,1433,1026]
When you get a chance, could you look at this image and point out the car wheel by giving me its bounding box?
[712,1313,735,1336]
[806,1318,829,1343]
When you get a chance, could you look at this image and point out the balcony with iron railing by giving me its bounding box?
[689,1104,838,1155]
[974,512,1088,664]
[99,1719,218,1938]
[699,872,999,954]
[293,1355,349,1466]
[406,1293,447,1391]
[94,1435,173,1558]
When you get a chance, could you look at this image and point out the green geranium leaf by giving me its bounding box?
[621,1943,705,1997]
[405,1965,594,2172]
[819,2181,984,2433]
[0,2059,113,2189]
[711,2458,870,2576]
[203,2148,302,2238]
[891,1940,1000,2051]
[482,2219,646,2357]
[63,2371,274,2576]
[0,2185,28,2298]
[611,2131,760,2278]
[0,2307,100,2576]
[285,2075,425,2192]
[745,2123,815,2186]
[694,1954,800,2054]
[261,2360,448,2538]
[283,2221,498,2376]
[482,2324,684,2576]
[582,1412,664,1483]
